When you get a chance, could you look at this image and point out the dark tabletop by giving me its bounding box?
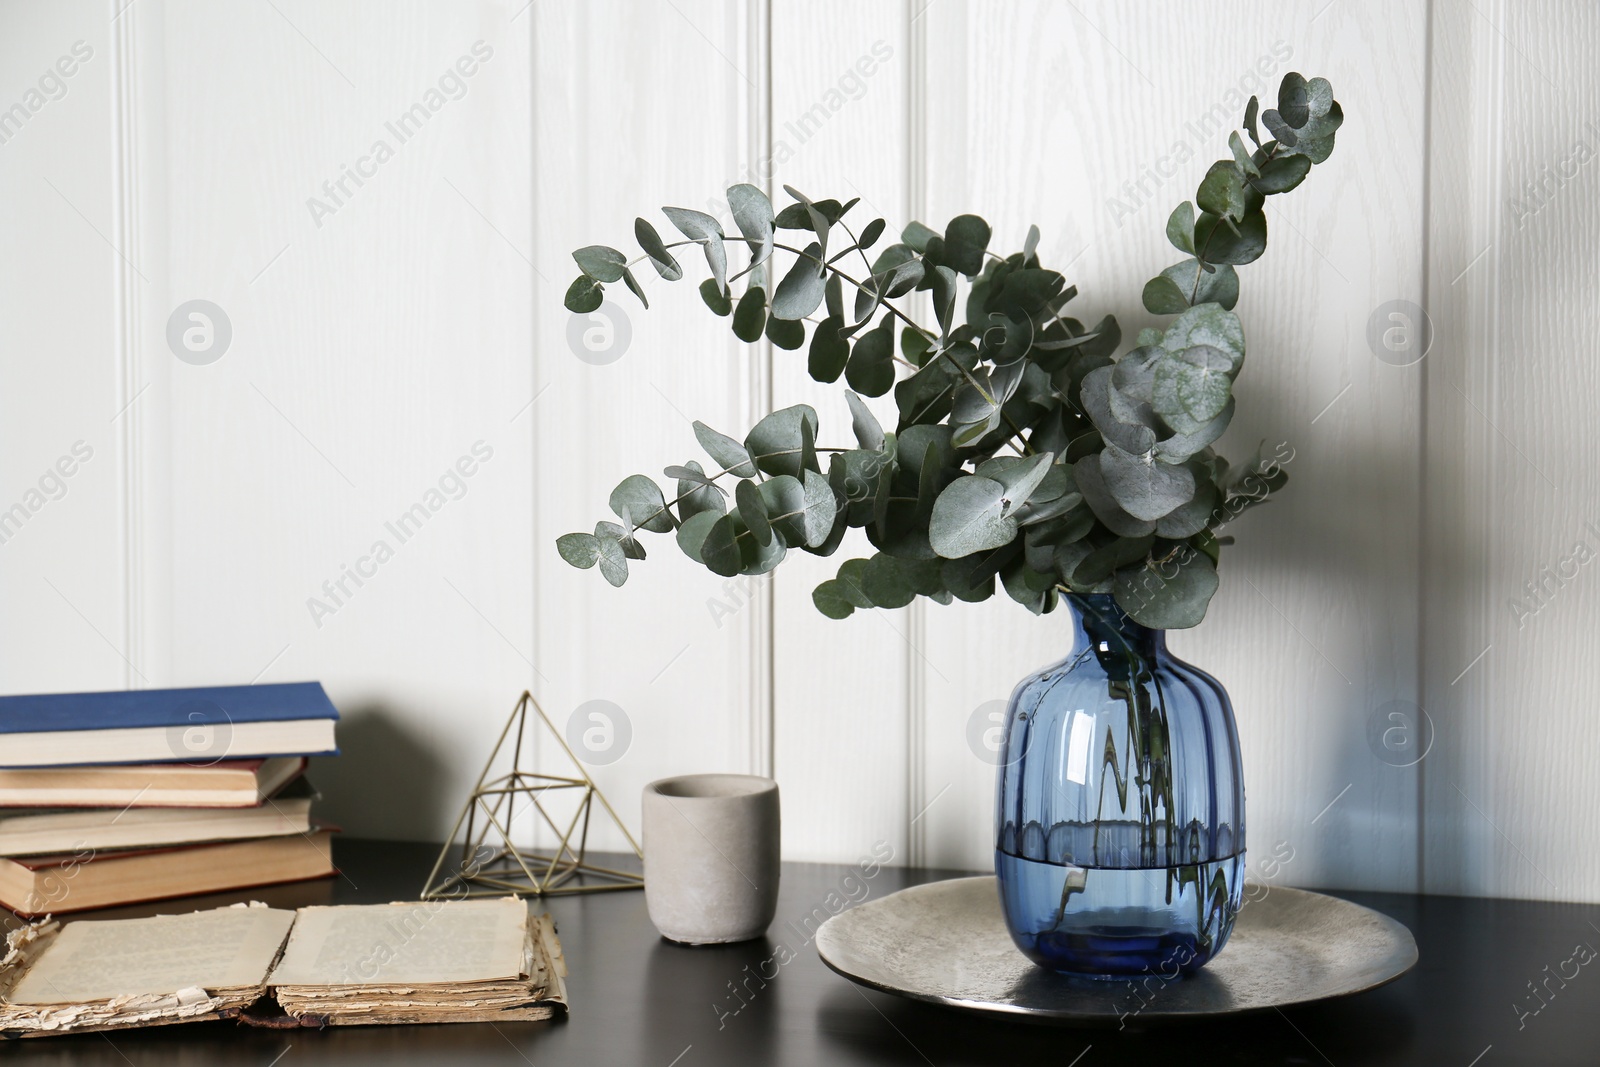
[4,838,1595,1065]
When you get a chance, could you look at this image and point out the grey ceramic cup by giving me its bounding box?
[642,774,780,944]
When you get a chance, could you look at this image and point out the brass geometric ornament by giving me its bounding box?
[421,691,644,899]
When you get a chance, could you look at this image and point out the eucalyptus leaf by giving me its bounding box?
[1099,444,1196,521]
[727,183,775,267]
[610,474,676,533]
[1196,161,1248,222]
[661,207,728,295]
[733,285,767,342]
[845,317,895,397]
[736,478,772,546]
[772,241,827,320]
[1166,201,1196,255]
[634,219,683,280]
[766,316,804,350]
[564,276,604,313]
[693,421,758,478]
[573,245,627,282]
[745,404,820,479]
[809,315,849,383]
[699,277,732,316]
[845,390,885,451]
[1113,549,1219,628]
[929,475,1016,558]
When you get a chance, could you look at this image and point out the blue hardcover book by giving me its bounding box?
[0,682,339,768]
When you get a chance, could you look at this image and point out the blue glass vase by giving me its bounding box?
[994,593,1245,978]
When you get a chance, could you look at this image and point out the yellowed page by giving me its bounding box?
[7,906,296,1005]
[268,898,527,987]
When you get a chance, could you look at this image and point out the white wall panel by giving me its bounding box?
[1423,0,1600,901]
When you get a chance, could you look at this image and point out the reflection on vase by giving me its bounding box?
[995,594,1245,978]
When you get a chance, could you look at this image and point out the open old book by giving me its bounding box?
[0,897,566,1036]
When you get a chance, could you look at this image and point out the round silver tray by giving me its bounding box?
[815,876,1417,1023]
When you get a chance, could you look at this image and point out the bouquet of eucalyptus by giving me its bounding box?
[556,73,1341,629]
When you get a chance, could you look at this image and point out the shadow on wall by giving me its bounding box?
[312,702,449,841]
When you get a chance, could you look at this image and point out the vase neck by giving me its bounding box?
[1067,594,1165,658]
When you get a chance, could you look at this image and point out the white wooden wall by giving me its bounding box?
[2,0,1596,903]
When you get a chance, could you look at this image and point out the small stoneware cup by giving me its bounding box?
[642,774,780,944]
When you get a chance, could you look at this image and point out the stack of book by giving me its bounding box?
[0,682,341,916]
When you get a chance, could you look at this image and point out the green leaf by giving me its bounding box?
[845,317,895,398]
[557,532,600,569]
[858,217,886,249]
[745,404,820,479]
[861,554,916,608]
[812,580,856,619]
[662,206,728,295]
[1154,260,1240,312]
[676,509,721,563]
[700,514,743,577]
[610,474,676,533]
[594,520,644,559]
[564,276,603,314]
[1158,303,1246,369]
[1024,223,1041,261]
[1154,344,1233,423]
[1098,445,1197,522]
[929,475,1017,558]
[772,242,827,320]
[1229,131,1260,178]
[727,183,775,267]
[1113,549,1219,629]
[634,219,682,281]
[1154,398,1234,461]
[902,220,938,252]
[766,316,804,350]
[845,390,885,451]
[1244,95,1261,147]
[1278,77,1342,164]
[669,459,727,519]
[1142,275,1190,315]
[1072,453,1157,538]
[1166,201,1196,255]
[942,214,991,275]
[1250,153,1313,194]
[1154,477,1220,539]
[699,277,732,316]
[1261,108,1298,148]
[987,452,1056,508]
[1195,209,1267,265]
[621,268,648,308]
[594,537,628,586]
[693,421,757,478]
[809,315,849,383]
[766,468,836,548]
[735,478,772,547]
[1196,161,1248,222]
[1278,72,1310,128]
[573,245,627,282]
[733,285,767,342]
[930,266,958,337]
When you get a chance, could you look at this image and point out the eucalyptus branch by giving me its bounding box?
[559,71,1343,628]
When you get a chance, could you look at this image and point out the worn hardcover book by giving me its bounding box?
[0,828,337,917]
[0,777,316,857]
[0,756,308,810]
[0,898,567,1036]
[0,682,339,768]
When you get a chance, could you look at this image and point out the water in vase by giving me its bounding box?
[996,849,1244,977]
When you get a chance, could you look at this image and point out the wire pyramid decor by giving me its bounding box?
[421,691,643,899]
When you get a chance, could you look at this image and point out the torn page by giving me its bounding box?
[267,898,528,987]
[7,905,296,1006]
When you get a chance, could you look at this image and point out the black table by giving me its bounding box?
[6,838,1595,1065]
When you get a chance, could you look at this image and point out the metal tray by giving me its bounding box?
[814,876,1417,1023]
